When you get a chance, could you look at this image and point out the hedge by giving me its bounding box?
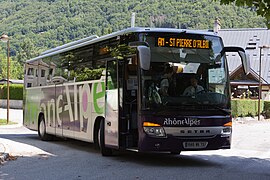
[231,99,270,118]
[263,101,270,118]
[0,84,23,100]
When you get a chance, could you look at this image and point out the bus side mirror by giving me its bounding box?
[220,46,250,75]
[238,50,250,75]
[137,46,150,70]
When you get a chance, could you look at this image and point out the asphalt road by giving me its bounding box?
[0,111,270,180]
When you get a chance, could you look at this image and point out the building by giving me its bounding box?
[24,59,56,88]
[218,28,270,100]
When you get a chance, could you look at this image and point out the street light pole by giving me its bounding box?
[0,34,10,124]
[258,45,270,121]
[258,47,262,121]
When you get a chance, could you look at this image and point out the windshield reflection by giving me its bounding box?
[141,34,229,110]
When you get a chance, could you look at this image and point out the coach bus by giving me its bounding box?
[23,27,250,156]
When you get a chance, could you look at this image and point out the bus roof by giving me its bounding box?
[26,27,217,64]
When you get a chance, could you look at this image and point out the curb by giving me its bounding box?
[0,152,9,164]
[0,142,10,164]
[0,124,23,129]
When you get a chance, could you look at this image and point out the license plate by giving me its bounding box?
[183,141,208,149]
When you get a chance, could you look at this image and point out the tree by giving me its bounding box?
[0,55,23,80]
[219,0,270,28]
[17,38,40,64]
[0,0,267,61]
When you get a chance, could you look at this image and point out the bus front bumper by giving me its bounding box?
[138,134,231,153]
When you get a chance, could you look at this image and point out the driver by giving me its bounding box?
[183,77,204,96]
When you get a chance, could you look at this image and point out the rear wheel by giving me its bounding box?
[38,115,52,141]
[98,119,113,156]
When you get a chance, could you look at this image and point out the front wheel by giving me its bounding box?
[170,151,181,155]
[98,119,113,156]
[38,115,52,141]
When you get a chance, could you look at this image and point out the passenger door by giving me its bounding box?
[104,60,121,148]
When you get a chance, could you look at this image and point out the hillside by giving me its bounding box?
[0,0,267,64]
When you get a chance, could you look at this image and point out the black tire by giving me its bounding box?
[94,124,100,150]
[38,114,52,141]
[98,119,113,156]
[170,151,181,155]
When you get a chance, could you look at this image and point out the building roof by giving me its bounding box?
[218,28,270,85]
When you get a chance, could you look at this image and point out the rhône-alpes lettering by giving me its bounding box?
[40,82,104,131]
[164,117,201,126]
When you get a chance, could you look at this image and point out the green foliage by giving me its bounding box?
[110,44,136,60]
[231,99,264,117]
[0,119,17,125]
[0,84,23,100]
[16,37,40,63]
[263,101,270,118]
[0,0,266,56]
[0,0,267,80]
[232,100,270,118]
[219,0,270,28]
[0,56,24,80]
[71,68,105,82]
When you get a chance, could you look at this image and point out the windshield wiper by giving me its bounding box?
[167,102,229,114]
[205,104,230,114]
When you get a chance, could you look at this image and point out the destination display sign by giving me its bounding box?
[156,37,210,49]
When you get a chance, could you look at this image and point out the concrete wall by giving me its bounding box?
[0,100,23,109]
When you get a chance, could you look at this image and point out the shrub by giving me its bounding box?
[0,84,23,100]
[263,101,270,118]
[231,99,264,117]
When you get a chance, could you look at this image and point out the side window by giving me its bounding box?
[27,83,32,88]
[26,37,122,86]
[41,69,46,77]
[60,43,108,82]
[24,65,38,88]
[42,55,63,85]
[61,45,96,82]
[27,68,34,76]
[47,67,55,81]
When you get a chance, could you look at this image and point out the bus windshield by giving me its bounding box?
[141,32,229,110]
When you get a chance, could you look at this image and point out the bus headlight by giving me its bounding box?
[221,127,232,137]
[221,122,232,137]
[143,122,166,137]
